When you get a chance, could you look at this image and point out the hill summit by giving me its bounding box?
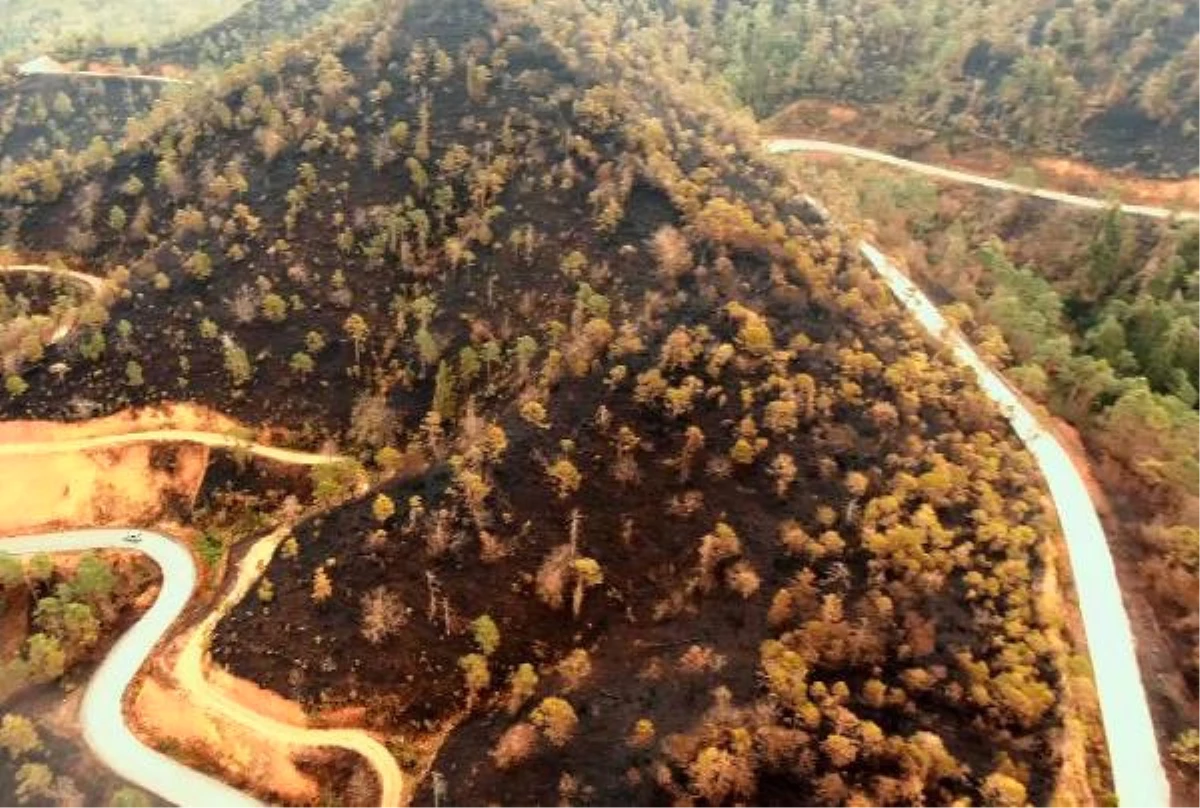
[1,0,1086,804]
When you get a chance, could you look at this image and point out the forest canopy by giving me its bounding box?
[669,0,1199,173]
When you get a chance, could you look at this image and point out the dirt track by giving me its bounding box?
[0,263,106,295]
[766,137,1198,221]
[0,428,344,465]
[0,420,400,806]
[0,263,108,346]
[176,526,404,806]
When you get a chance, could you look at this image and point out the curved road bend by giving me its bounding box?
[766,138,1199,222]
[1,529,260,807]
[0,141,1172,804]
[2,429,401,805]
[766,142,1177,801]
[178,526,405,806]
[0,264,107,345]
[859,242,1170,807]
[0,264,106,296]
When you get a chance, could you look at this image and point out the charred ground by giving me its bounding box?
[0,0,1103,804]
[0,75,167,169]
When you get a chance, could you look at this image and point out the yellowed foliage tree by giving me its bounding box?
[687,746,755,804]
[311,567,333,604]
[507,663,539,714]
[372,493,396,523]
[531,697,578,746]
[692,198,765,249]
[546,458,582,498]
[571,557,603,617]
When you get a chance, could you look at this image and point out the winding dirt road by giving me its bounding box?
[18,67,191,86]
[0,263,107,345]
[0,529,260,807]
[766,137,1199,221]
[2,135,1177,804]
[0,428,401,806]
[0,263,106,296]
[0,428,344,466]
[177,526,403,806]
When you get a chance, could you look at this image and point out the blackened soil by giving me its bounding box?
[0,75,164,167]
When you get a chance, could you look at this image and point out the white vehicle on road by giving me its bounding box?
[0,530,259,807]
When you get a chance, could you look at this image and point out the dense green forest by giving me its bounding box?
[666,0,1199,174]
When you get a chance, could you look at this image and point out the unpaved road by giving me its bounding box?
[0,263,107,345]
[859,241,1170,807]
[766,137,1199,221]
[177,526,404,806]
[0,133,1174,805]
[0,529,260,807]
[19,67,191,85]
[1,430,400,806]
[0,428,343,466]
[0,263,105,295]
